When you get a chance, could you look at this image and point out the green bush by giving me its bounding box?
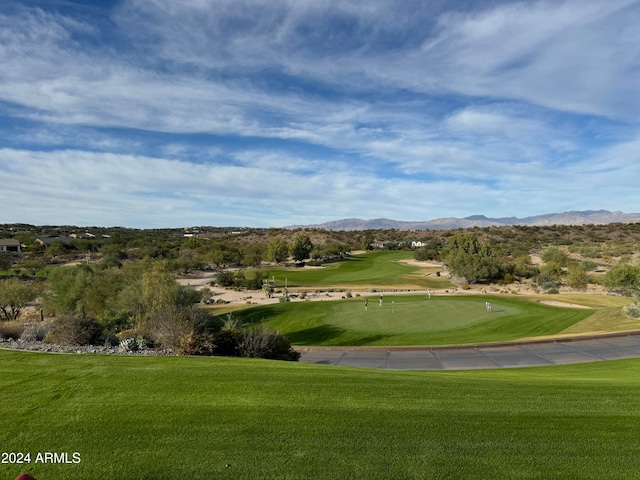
[47,314,104,345]
[217,270,235,287]
[245,271,266,290]
[212,329,242,357]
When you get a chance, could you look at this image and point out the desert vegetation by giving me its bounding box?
[1,222,640,354]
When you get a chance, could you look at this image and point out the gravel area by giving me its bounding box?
[0,337,174,356]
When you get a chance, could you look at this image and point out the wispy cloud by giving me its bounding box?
[1,0,639,227]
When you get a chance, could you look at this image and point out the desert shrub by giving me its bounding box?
[414,245,441,261]
[461,284,470,290]
[178,329,217,355]
[217,270,235,287]
[541,247,569,267]
[245,271,267,290]
[200,287,213,304]
[20,322,52,342]
[47,314,104,345]
[117,328,142,341]
[207,314,244,356]
[144,305,221,355]
[119,337,141,352]
[212,329,242,357]
[103,333,120,347]
[239,328,300,361]
[623,303,640,319]
[0,321,25,340]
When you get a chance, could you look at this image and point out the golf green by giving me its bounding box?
[233,295,593,346]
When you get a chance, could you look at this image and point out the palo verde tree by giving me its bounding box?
[266,237,289,264]
[444,233,506,284]
[290,234,313,262]
[604,261,640,297]
[0,278,42,321]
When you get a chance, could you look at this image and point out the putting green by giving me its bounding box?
[233,295,594,346]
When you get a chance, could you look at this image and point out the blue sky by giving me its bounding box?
[1,0,640,228]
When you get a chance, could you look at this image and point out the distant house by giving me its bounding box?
[373,241,407,249]
[70,232,96,239]
[35,236,74,247]
[411,241,428,248]
[0,239,21,252]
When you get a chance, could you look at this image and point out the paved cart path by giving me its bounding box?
[298,332,640,370]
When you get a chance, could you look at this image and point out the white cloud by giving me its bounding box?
[418,0,640,118]
[1,1,639,226]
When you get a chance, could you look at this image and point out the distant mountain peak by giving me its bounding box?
[286,210,640,231]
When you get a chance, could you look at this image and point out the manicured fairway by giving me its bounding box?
[1,350,640,480]
[233,295,594,346]
[262,251,449,289]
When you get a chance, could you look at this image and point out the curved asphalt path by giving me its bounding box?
[298,332,640,370]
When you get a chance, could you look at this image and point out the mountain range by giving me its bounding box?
[287,210,640,231]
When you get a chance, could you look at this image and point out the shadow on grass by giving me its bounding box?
[289,328,391,347]
[221,305,282,326]
[286,325,346,345]
[348,334,389,346]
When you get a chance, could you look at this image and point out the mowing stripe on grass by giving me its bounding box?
[2,351,640,479]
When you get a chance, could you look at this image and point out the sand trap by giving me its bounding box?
[537,300,592,309]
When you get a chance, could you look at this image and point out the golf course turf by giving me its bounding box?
[2,350,640,479]
[231,295,595,346]
[4,250,639,479]
[262,251,449,290]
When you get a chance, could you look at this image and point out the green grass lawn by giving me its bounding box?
[261,251,450,289]
[1,350,640,479]
[230,295,594,346]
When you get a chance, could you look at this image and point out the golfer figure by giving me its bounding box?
[365,299,368,310]
[379,294,383,307]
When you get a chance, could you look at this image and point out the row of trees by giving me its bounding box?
[266,234,349,264]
